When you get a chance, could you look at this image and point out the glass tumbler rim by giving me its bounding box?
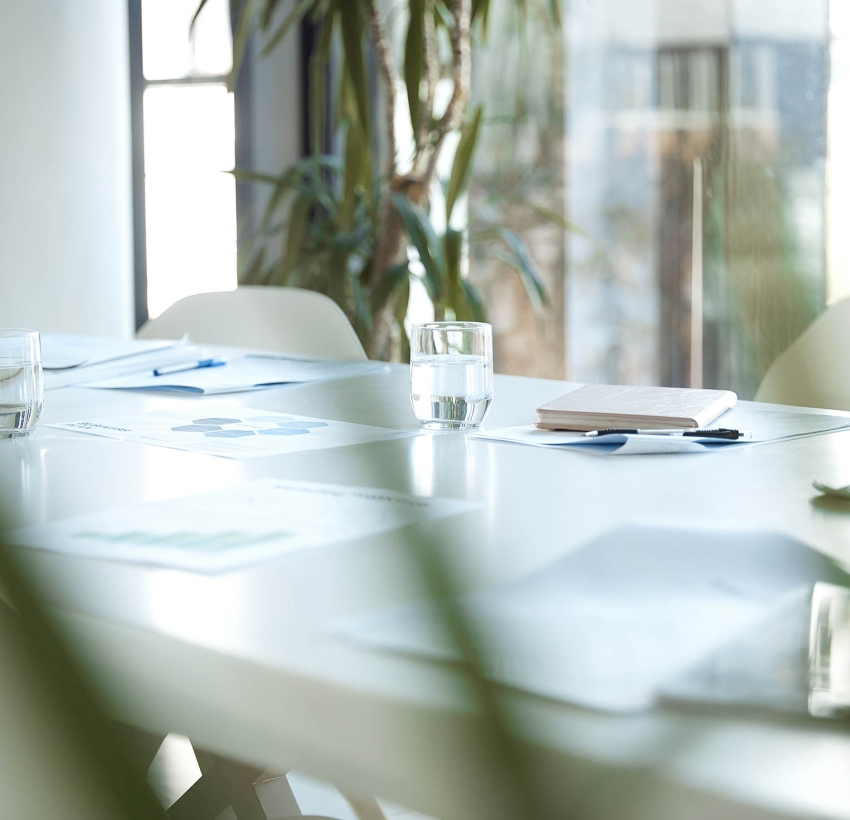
[0,328,40,337]
[412,321,491,332]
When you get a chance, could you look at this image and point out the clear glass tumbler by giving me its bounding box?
[410,322,493,430]
[0,329,44,438]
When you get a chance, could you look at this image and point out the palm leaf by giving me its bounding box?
[404,0,425,142]
[461,278,487,322]
[189,0,212,34]
[371,261,410,315]
[391,194,445,301]
[519,197,587,236]
[261,0,315,55]
[338,1,370,134]
[445,104,483,224]
[228,0,261,91]
[278,194,312,283]
[495,228,548,308]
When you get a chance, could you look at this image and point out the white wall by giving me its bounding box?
[0,1,134,338]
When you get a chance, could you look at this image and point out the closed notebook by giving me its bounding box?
[536,384,737,431]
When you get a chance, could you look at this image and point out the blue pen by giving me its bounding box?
[153,357,227,377]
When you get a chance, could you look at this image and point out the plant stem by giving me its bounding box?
[365,0,399,181]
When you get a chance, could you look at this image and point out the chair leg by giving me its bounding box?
[113,724,168,778]
[339,792,388,820]
[168,752,267,820]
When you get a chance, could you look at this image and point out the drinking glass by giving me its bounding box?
[0,330,44,438]
[410,322,493,430]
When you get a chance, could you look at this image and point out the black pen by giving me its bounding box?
[581,428,750,440]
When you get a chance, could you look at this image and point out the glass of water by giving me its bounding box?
[0,329,44,438]
[410,322,493,430]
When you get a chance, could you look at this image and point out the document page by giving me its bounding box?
[79,356,384,394]
[41,333,181,370]
[49,406,414,459]
[337,523,850,712]
[472,403,850,454]
[7,479,477,572]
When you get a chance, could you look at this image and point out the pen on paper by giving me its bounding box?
[153,358,227,377]
[581,428,750,440]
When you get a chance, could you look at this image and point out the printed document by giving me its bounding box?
[49,406,413,459]
[337,523,850,712]
[6,479,477,572]
[472,402,850,454]
[79,356,383,394]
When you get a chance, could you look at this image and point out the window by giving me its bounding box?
[469,0,836,397]
[131,0,237,323]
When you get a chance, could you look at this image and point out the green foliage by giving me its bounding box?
[201,0,565,360]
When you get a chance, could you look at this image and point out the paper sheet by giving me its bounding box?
[336,524,850,712]
[6,478,477,572]
[48,406,413,459]
[41,333,181,370]
[79,356,384,394]
[471,403,850,454]
[44,341,197,390]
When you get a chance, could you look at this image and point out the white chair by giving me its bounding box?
[138,287,368,361]
[755,297,850,411]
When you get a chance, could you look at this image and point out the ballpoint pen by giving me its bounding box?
[153,358,227,377]
[581,428,750,440]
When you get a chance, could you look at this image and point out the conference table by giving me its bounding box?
[3,351,850,820]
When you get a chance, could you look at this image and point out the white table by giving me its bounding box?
[3,360,850,820]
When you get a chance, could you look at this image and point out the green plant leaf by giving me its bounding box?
[371,261,410,315]
[499,228,549,305]
[395,276,412,363]
[443,227,463,311]
[519,197,587,236]
[493,227,549,308]
[445,104,483,224]
[404,0,425,142]
[189,0,212,34]
[238,244,268,285]
[350,274,372,336]
[228,0,261,91]
[255,168,301,231]
[391,194,445,301]
[261,0,315,55]
[338,1,370,134]
[461,278,487,322]
[231,168,287,186]
[309,8,336,153]
[279,194,312,283]
[471,0,492,38]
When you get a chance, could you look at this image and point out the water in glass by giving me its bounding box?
[410,353,492,429]
[0,361,43,437]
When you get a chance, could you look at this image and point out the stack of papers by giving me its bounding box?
[40,334,382,394]
[80,355,382,394]
[42,334,192,389]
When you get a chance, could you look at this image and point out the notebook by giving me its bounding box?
[536,384,737,431]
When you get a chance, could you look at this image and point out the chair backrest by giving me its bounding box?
[138,287,368,361]
[755,297,850,411]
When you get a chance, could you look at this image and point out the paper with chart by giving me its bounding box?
[6,478,478,572]
[48,406,413,459]
[471,402,850,454]
[79,355,384,394]
[336,524,850,712]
